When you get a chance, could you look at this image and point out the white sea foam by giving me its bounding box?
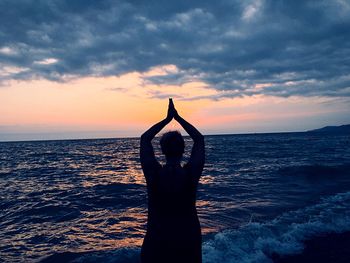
[203,191,350,263]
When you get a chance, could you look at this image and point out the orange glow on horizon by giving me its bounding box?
[1,65,347,139]
[0,67,216,130]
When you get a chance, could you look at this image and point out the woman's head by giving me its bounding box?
[160,131,185,159]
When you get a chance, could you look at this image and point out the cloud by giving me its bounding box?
[0,0,350,98]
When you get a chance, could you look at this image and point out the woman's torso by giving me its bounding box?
[143,164,201,252]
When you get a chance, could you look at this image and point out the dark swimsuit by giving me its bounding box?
[141,164,202,263]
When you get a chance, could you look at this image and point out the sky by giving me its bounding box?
[1,0,350,141]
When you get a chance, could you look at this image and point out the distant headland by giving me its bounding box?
[307,124,350,133]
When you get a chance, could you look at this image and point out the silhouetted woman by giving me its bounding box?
[140,99,205,263]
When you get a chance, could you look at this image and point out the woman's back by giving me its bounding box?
[141,164,202,263]
[148,164,199,222]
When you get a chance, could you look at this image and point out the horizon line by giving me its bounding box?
[0,130,316,143]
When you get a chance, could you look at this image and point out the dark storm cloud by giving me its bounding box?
[1,0,350,98]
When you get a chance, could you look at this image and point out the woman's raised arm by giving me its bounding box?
[173,101,205,178]
[140,99,174,177]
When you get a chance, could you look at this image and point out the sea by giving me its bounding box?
[1,132,350,263]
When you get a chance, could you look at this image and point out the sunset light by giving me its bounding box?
[1,2,350,263]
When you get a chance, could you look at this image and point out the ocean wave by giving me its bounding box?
[278,164,350,178]
[203,191,350,263]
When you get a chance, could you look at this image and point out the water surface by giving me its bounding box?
[1,133,350,262]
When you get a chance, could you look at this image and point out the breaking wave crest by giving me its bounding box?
[203,191,350,263]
